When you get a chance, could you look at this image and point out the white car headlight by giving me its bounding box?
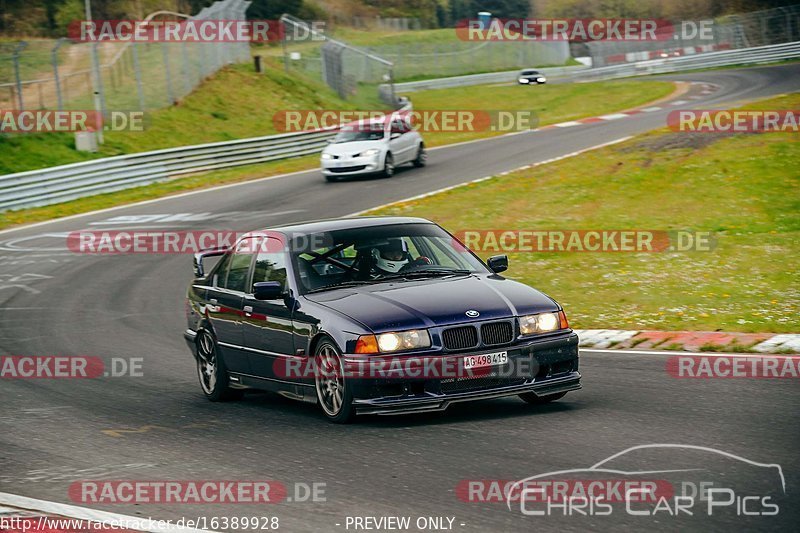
[321,153,332,160]
[518,78,529,83]
[519,311,566,335]
[376,330,431,352]
[360,149,380,157]
[538,77,546,82]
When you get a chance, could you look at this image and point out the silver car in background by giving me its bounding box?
[321,115,426,182]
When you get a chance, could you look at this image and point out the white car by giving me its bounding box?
[518,69,547,85]
[321,115,426,181]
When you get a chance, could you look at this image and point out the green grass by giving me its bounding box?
[0,58,383,174]
[367,93,800,333]
[410,79,675,146]
[330,28,461,47]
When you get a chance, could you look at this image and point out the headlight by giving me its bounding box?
[519,311,568,335]
[360,148,380,157]
[355,330,431,354]
[518,78,529,83]
[538,77,546,82]
[321,153,332,160]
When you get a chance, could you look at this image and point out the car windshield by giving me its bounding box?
[290,223,488,294]
[332,124,385,143]
[522,70,539,75]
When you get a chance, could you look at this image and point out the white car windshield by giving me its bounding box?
[333,126,384,143]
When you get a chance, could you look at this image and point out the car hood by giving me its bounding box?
[323,140,384,157]
[304,275,558,332]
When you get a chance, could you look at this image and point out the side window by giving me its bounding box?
[252,241,288,292]
[212,252,233,288]
[391,120,406,134]
[221,238,256,292]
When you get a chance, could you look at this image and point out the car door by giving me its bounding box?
[242,238,297,381]
[204,237,257,374]
[389,118,414,163]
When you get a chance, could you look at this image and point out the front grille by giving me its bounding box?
[481,321,513,345]
[329,165,367,173]
[442,326,479,350]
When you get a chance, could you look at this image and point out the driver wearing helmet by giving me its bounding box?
[371,239,411,275]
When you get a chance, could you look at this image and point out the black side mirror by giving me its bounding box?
[487,255,508,273]
[253,281,284,300]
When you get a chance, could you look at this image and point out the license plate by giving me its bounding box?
[463,351,508,370]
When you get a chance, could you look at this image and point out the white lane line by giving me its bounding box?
[639,106,662,112]
[598,113,629,120]
[0,168,316,237]
[581,349,798,357]
[0,492,217,533]
[554,121,581,127]
[670,100,689,106]
[345,136,633,217]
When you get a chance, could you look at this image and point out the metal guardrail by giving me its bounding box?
[572,40,800,82]
[0,102,413,212]
[1,42,797,212]
[390,41,800,92]
[0,129,337,211]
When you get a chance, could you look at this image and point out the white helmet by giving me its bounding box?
[372,239,409,273]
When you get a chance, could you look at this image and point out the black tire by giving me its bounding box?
[196,330,243,402]
[382,153,395,178]
[412,144,426,168]
[314,338,355,423]
[519,391,566,405]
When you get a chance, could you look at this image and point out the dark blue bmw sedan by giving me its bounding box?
[185,217,580,423]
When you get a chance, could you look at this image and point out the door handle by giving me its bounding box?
[243,305,253,317]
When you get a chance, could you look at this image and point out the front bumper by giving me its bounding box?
[321,156,382,176]
[346,331,580,415]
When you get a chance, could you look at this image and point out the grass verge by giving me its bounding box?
[410,79,674,146]
[367,93,800,333]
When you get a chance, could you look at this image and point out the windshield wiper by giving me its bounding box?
[305,280,376,293]
[379,269,472,281]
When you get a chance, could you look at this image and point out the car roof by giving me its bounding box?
[249,216,436,237]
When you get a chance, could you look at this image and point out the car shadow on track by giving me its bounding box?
[236,390,582,427]
[323,164,418,183]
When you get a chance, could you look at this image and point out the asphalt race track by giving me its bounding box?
[1,64,799,532]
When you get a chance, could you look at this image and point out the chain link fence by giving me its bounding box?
[585,5,800,67]
[280,14,395,105]
[0,0,251,112]
[279,15,570,104]
[374,41,570,80]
